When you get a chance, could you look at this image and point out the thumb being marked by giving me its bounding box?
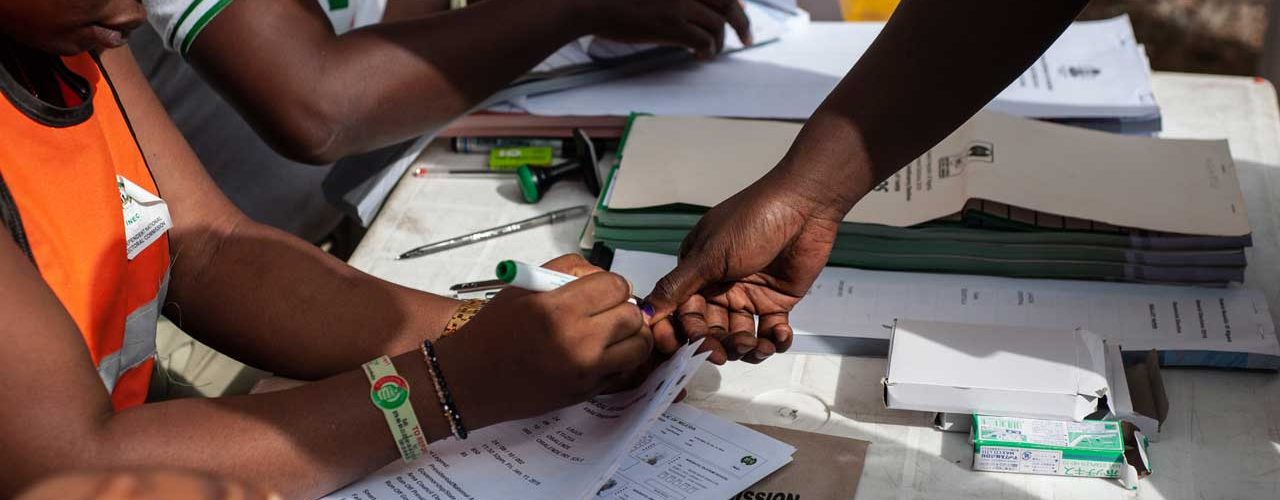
[727,0,753,46]
[759,312,793,353]
[644,259,711,325]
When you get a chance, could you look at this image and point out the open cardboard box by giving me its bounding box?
[884,320,1168,439]
[1107,348,1169,440]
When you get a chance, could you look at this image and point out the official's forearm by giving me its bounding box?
[325,0,584,152]
[70,352,457,499]
[166,217,459,380]
[775,0,1086,216]
[383,0,453,21]
[191,0,586,164]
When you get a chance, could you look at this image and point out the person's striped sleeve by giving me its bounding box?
[143,0,236,56]
[143,0,388,56]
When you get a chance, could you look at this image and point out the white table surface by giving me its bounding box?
[348,73,1280,500]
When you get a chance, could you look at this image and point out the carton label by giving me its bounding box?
[976,446,1063,475]
[977,416,1122,450]
[1063,459,1124,479]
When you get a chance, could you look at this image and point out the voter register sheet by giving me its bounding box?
[611,250,1278,363]
[324,340,794,500]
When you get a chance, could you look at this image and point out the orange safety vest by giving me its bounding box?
[0,52,170,411]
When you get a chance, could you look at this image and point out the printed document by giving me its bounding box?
[609,113,1248,236]
[512,16,1156,120]
[611,250,1278,360]
[322,342,794,500]
[595,404,794,500]
[531,0,806,75]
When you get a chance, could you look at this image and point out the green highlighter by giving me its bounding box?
[488,146,554,170]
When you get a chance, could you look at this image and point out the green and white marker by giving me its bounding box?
[495,260,643,307]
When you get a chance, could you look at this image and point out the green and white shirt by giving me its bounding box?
[144,0,387,56]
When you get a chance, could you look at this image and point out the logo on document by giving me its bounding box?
[119,179,135,208]
[937,141,996,178]
[740,455,758,466]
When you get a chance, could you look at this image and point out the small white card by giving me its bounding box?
[118,175,172,260]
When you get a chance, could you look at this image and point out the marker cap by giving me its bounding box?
[496,260,518,283]
[517,166,541,203]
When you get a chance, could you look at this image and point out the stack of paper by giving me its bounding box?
[441,0,806,139]
[323,341,798,500]
[586,113,1252,285]
[494,15,1161,135]
[526,0,807,76]
[438,113,628,139]
[471,0,809,116]
[610,249,1280,369]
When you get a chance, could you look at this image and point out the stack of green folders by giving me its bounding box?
[583,114,1253,285]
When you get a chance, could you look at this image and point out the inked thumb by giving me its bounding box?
[644,257,712,324]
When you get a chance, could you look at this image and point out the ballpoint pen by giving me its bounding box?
[396,205,590,260]
[449,279,507,293]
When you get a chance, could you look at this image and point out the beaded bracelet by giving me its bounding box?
[421,339,468,440]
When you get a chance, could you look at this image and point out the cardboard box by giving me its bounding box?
[934,412,973,433]
[883,320,1168,437]
[1105,348,1169,440]
[971,414,1152,489]
[884,320,1110,420]
[934,349,1168,439]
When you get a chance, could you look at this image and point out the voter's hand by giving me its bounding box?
[646,292,764,365]
[585,0,752,60]
[643,175,843,362]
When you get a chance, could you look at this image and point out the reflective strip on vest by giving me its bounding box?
[98,272,168,394]
[0,53,172,411]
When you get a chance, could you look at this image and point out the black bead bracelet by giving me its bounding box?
[421,339,468,440]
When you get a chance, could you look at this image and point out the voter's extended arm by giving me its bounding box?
[644,0,1090,360]
[187,0,749,164]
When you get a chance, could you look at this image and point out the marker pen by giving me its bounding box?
[495,260,644,308]
[496,260,576,291]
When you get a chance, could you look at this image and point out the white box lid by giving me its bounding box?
[884,320,1110,420]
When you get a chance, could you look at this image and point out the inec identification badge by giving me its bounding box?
[117,175,172,260]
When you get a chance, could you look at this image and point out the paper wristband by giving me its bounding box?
[363,356,428,462]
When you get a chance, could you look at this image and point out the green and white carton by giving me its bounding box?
[971,414,1152,490]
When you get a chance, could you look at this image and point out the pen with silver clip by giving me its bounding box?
[396,205,590,260]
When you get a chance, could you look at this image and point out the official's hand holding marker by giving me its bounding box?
[495,259,649,313]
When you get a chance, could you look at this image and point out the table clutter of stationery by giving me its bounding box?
[326,6,1280,500]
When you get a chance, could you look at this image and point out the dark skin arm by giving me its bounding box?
[646,0,1090,359]
[120,38,460,376]
[0,47,652,498]
[188,0,750,164]
[0,84,458,496]
[383,0,452,21]
[16,469,275,500]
